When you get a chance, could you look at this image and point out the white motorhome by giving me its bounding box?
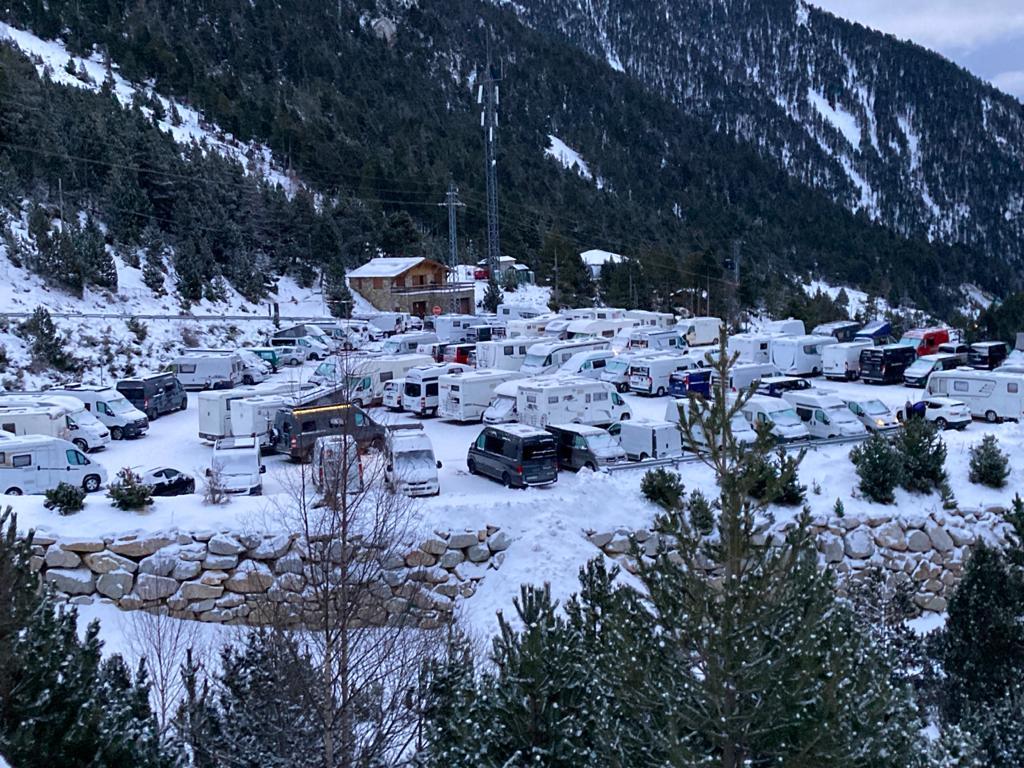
[540,317,572,339]
[353,311,412,337]
[664,399,758,450]
[728,332,784,364]
[483,378,529,424]
[384,427,442,497]
[711,362,779,393]
[624,310,676,329]
[517,377,631,428]
[382,379,405,411]
[628,352,699,396]
[681,317,724,346]
[438,369,526,422]
[781,391,868,439]
[497,302,548,321]
[229,384,346,447]
[521,338,612,376]
[197,382,310,442]
[506,314,559,338]
[402,363,470,416]
[475,340,533,371]
[927,369,1024,423]
[381,332,439,356]
[733,394,810,442]
[426,314,477,343]
[612,328,685,354]
[614,419,683,461]
[183,347,270,384]
[769,335,835,376]
[566,318,638,340]
[335,354,433,406]
[0,405,76,445]
[822,340,873,381]
[0,395,110,452]
[35,385,148,440]
[598,349,664,392]
[762,318,806,336]
[563,307,627,321]
[308,353,379,387]
[0,436,107,495]
[558,349,618,379]
[167,352,245,390]
[210,436,265,495]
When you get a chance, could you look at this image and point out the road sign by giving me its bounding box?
[432,306,443,316]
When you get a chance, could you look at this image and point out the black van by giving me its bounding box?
[859,345,918,384]
[467,424,558,488]
[273,402,385,462]
[545,424,627,471]
[116,372,187,420]
[969,341,1008,370]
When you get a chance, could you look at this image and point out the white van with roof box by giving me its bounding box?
[927,369,1024,423]
[402,363,470,416]
[0,395,110,452]
[613,419,683,461]
[167,352,245,390]
[781,390,868,438]
[384,426,442,497]
[822,340,873,381]
[0,435,107,495]
[439,369,526,422]
[210,436,265,495]
[769,335,834,376]
[521,338,612,376]
[517,377,631,427]
[34,385,148,440]
[628,352,699,396]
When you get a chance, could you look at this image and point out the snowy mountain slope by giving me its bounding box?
[0,21,298,197]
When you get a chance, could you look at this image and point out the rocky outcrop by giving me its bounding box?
[586,505,1014,615]
[26,526,511,628]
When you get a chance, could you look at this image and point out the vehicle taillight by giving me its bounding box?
[290,437,297,449]
[516,465,523,474]
[144,398,149,407]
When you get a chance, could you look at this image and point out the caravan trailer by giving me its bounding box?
[497,303,548,322]
[381,332,440,356]
[624,310,676,329]
[769,335,834,376]
[167,352,245,390]
[926,369,1024,423]
[762,318,805,336]
[681,317,724,346]
[0,405,78,445]
[425,314,477,343]
[402,363,470,416]
[728,333,781,364]
[0,395,109,452]
[0,436,107,495]
[517,377,631,428]
[822,340,873,381]
[197,382,312,442]
[438,369,526,422]
[612,328,685,353]
[520,338,612,376]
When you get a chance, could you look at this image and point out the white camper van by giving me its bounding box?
[781,391,869,439]
[624,310,676,329]
[402,363,470,416]
[822,340,873,381]
[0,436,107,495]
[182,347,271,384]
[681,317,724,346]
[336,354,433,406]
[37,385,148,440]
[167,352,245,390]
[762,318,806,336]
[613,419,683,461]
[475,340,532,371]
[426,314,477,343]
[517,377,631,428]
[734,394,810,443]
[612,328,685,354]
[506,314,558,338]
[210,436,265,495]
[521,338,612,376]
[558,349,617,379]
[566,318,638,340]
[439,369,526,422]
[381,332,440,356]
[384,427,442,497]
[927,369,1024,423]
[727,332,783,364]
[664,399,758,450]
[769,335,834,376]
[628,352,699,396]
[710,362,779,393]
[497,302,547,322]
[0,405,76,444]
[0,395,110,452]
[598,350,663,392]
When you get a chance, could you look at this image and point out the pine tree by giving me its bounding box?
[323,256,354,318]
[850,433,903,504]
[141,225,168,296]
[896,418,947,494]
[482,277,503,313]
[18,306,75,372]
[968,434,1010,488]
[76,216,117,290]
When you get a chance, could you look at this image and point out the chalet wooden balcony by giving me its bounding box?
[388,281,475,295]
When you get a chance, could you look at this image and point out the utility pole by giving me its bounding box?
[553,246,559,308]
[478,33,502,281]
[438,180,464,313]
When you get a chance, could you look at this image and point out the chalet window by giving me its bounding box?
[372,277,384,289]
[414,274,426,286]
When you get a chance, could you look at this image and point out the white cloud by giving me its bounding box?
[991,70,1024,97]
[811,1,1024,53]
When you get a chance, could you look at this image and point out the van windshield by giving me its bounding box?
[107,397,136,415]
[213,452,256,475]
[523,440,556,460]
[826,405,858,424]
[587,433,621,455]
[605,359,630,374]
[382,340,402,354]
[860,400,890,416]
[396,449,434,464]
[523,353,549,369]
[315,362,334,378]
[768,408,802,427]
[906,360,933,376]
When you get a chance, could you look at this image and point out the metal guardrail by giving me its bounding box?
[605,433,872,473]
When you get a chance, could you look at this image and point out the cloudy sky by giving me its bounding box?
[811,0,1024,98]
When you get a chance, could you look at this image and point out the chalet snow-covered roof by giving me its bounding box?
[580,249,623,267]
[348,257,428,279]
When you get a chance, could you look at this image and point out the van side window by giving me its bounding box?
[427,383,439,397]
[548,396,559,404]
[953,381,968,392]
[475,433,486,450]
[301,420,317,431]
[483,432,504,454]
[354,412,365,426]
[380,372,393,384]
[12,454,31,468]
[1009,383,1020,394]
[2,423,13,433]
[503,346,514,355]
[502,438,519,459]
[65,450,88,466]
[592,358,607,369]
[178,364,197,374]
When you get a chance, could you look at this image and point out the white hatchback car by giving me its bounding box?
[909,397,972,430]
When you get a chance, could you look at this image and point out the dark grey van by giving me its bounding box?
[273,402,385,462]
[116,372,187,420]
[545,424,626,471]
[466,424,558,488]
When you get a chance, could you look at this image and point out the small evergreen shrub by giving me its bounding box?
[126,316,148,343]
[895,418,947,494]
[18,307,76,372]
[746,448,806,506]
[688,489,714,535]
[850,434,903,504]
[968,435,1010,488]
[43,482,86,516]
[833,498,845,517]
[107,467,153,511]
[482,278,503,313]
[641,469,685,512]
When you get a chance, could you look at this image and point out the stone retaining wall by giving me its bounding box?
[27,525,512,628]
[586,505,1014,614]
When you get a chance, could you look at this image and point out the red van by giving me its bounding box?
[443,343,476,366]
[898,327,950,357]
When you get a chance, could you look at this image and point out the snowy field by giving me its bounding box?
[8,353,1023,643]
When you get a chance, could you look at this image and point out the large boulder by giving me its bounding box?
[109,533,176,558]
[818,533,845,564]
[844,529,875,560]
[82,550,138,574]
[466,543,491,563]
[44,568,96,595]
[420,538,448,556]
[44,546,82,569]
[59,538,106,553]
[447,532,479,549]
[138,549,180,577]
[177,581,225,601]
[926,523,954,553]
[172,560,202,581]
[873,523,907,552]
[250,535,292,560]
[224,561,274,593]
[487,531,513,553]
[96,570,135,600]
[134,573,180,600]
[208,533,246,556]
[907,530,932,553]
[203,553,239,570]
[947,526,975,547]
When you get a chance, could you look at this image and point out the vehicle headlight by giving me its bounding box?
[875,419,884,426]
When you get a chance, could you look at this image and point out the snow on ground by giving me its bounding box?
[544,135,594,182]
[800,278,891,319]
[807,89,861,151]
[0,21,297,196]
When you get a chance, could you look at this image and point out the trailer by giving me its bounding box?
[517,377,631,428]
[822,340,873,381]
[438,369,526,422]
[926,369,1024,422]
[475,340,533,371]
[681,316,724,346]
[628,352,703,396]
[769,335,834,376]
[727,332,782,364]
[521,338,612,376]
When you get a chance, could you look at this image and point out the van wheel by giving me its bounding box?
[178,398,188,411]
[243,375,254,385]
[147,407,158,421]
[501,472,513,488]
[656,387,666,397]
[110,427,123,441]
[639,453,649,461]
[467,460,477,475]
[935,418,948,430]
[82,475,101,493]
[4,487,22,496]
[308,353,320,361]
[985,410,999,424]
[351,399,363,408]
[620,413,630,421]
[584,462,597,472]
[72,438,88,452]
